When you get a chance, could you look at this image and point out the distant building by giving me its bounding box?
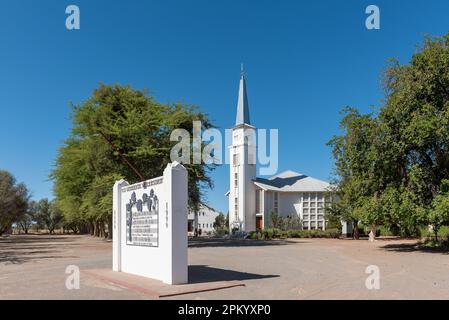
[188,203,221,236]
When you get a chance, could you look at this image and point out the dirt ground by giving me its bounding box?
[1,234,448,299]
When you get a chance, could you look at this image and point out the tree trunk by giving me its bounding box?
[89,222,94,236]
[107,216,113,240]
[370,225,377,242]
[353,220,359,240]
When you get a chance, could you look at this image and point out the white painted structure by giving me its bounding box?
[113,162,188,285]
[188,203,220,235]
[227,71,332,232]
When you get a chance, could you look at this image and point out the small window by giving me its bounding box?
[233,153,239,166]
[303,202,309,208]
[303,208,309,214]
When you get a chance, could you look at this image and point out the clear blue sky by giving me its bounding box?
[0,0,448,213]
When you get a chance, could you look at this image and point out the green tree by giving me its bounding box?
[51,84,216,238]
[36,199,63,234]
[214,213,226,229]
[17,200,38,234]
[328,32,449,239]
[0,170,29,235]
[429,192,449,241]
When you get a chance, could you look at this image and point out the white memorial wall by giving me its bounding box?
[112,162,188,285]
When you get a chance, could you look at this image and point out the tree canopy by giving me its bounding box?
[0,170,29,235]
[51,84,216,237]
[328,32,449,239]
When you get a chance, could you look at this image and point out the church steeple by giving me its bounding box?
[235,65,251,126]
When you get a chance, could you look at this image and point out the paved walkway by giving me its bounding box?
[1,235,448,299]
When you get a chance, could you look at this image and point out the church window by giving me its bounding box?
[233,153,239,166]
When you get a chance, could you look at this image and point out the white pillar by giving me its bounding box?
[112,179,129,272]
[164,161,188,284]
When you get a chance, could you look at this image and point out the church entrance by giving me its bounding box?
[256,216,263,231]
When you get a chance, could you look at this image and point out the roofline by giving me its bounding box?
[253,181,334,193]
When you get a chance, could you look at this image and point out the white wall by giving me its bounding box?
[278,193,302,218]
[112,162,188,285]
[189,204,220,234]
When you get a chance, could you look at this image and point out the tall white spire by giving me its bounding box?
[235,65,251,126]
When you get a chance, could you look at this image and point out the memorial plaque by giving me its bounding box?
[125,189,159,247]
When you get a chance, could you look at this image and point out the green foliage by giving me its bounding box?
[429,192,449,240]
[268,211,302,231]
[328,32,449,238]
[0,170,29,235]
[51,84,216,236]
[214,213,226,229]
[248,228,341,240]
[35,199,64,234]
[17,200,38,234]
[213,213,229,236]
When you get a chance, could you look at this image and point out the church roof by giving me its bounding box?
[235,69,251,126]
[253,170,330,192]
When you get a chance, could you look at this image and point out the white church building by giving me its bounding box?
[227,71,333,232]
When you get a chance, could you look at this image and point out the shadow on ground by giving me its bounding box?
[188,238,302,248]
[380,242,449,255]
[188,265,279,284]
[0,235,81,264]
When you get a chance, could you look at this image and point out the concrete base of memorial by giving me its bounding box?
[84,268,245,298]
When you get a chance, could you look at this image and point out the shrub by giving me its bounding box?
[247,228,341,240]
